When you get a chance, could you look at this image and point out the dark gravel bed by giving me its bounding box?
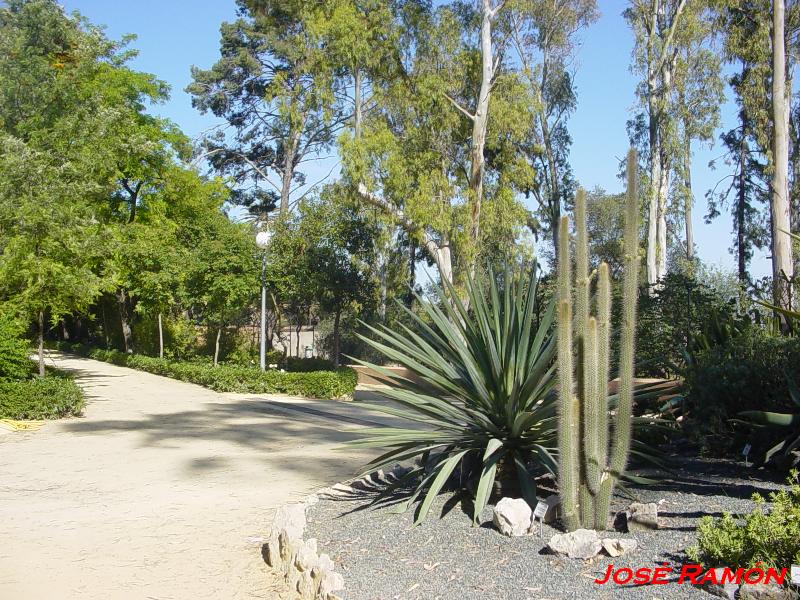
[305,459,788,600]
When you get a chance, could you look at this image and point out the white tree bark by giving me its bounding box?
[772,0,793,313]
[356,183,454,287]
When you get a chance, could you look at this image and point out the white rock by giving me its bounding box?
[273,503,306,540]
[317,552,335,572]
[492,497,532,536]
[601,538,638,557]
[294,538,319,572]
[548,529,602,559]
[318,570,345,596]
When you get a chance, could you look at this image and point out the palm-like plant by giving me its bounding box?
[351,266,558,524]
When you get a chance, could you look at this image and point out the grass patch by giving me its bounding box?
[0,374,85,420]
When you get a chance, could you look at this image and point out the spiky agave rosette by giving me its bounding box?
[350,266,559,524]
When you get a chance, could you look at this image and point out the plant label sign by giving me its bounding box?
[533,501,549,520]
[791,565,800,585]
[533,501,549,537]
[741,443,751,456]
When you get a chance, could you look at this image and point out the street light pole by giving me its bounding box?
[256,230,272,372]
[260,252,267,371]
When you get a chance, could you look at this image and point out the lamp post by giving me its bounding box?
[256,229,272,371]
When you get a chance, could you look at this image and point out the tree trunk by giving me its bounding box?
[539,55,563,264]
[158,312,164,359]
[647,74,660,290]
[117,288,133,353]
[333,308,341,368]
[295,322,301,357]
[657,148,669,281]
[407,238,417,306]
[468,0,496,262]
[213,327,221,367]
[683,128,694,263]
[771,0,793,317]
[656,61,674,283]
[378,236,388,323]
[280,130,300,216]
[61,319,70,342]
[38,310,45,378]
[737,130,748,283]
[354,67,363,139]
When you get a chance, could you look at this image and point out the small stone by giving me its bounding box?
[296,570,317,599]
[273,503,306,540]
[492,497,532,536]
[263,531,280,568]
[739,582,793,600]
[322,483,355,498]
[294,538,319,572]
[317,553,335,572]
[318,570,345,596]
[625,502,659,531]
[548,529,602,559]
[601,538,637,557]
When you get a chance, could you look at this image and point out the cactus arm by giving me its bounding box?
[582,317,600,493]
[595,262,612,480]
[557,216,579,532]
[595,148,640,530]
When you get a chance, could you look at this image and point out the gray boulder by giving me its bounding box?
[739,582,794,600]
[624,502,659,531]
[548,528,602,560]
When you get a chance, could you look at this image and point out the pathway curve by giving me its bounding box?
[0,352,380,600]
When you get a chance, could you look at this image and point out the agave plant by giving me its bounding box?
[351,266,559,524]
[739,376,800,470]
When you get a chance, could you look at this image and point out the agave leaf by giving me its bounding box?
[414,450,469,524]
[514,455,538,509]
[473,439,505,524]
[739,410,799,427]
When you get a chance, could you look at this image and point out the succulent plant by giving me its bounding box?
[556,148,640,531]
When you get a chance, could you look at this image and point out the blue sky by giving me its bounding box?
[61,0,770,278]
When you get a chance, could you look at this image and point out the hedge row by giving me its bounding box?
[54,343,358,400]
[0,375,85,420]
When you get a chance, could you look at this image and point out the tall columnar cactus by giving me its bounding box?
[557,148,640,531]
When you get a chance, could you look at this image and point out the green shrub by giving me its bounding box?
[687,471,800,571]
[0,375,84,420]
[55,343,357,400]
[635,272,752,378]
[0,310,33,381]
[683,331,800,448]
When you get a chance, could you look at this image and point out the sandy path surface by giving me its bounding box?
[0,353,377,600]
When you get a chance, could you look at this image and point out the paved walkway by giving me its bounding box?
[0,353,383,600]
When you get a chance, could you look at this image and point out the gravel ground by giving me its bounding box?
[305,459,789,600]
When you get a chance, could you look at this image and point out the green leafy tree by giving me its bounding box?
[188,0,347,219]
[626,0,721,288]
[509,0,598,261]
[186,219,259,366]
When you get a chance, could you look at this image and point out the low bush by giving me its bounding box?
[0,309,33,381]
[683,331,800,450]
[687,470,800,571]
[55,343,357,399]
[0,375,84,420]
